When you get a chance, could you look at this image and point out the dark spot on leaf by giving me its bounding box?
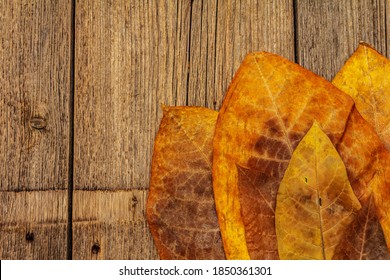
[300,194,312,203]
[264,118,283,137]
[327,207,335,215]
[288,131,304,149]
[282,115,291,129]
[247,156,288,179]
[254,136,290,160]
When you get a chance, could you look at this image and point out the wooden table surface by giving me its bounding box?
[1,0,389,259]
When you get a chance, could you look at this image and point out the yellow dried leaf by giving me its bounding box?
[275,122,361,260]
[333,42,390,150]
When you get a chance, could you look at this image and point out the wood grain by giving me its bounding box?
[73,190,157,259]
[0,1,71,259]
[295,0,389,81]
[0,191,68,259]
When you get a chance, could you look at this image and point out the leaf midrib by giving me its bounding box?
[251,53,293,155]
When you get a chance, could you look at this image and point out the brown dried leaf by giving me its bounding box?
[147,106,225,260]
[333,195,390,260]
[275,122,361,260]
[237,165,279,259]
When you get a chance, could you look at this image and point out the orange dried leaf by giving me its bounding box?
[333,45,390,250]
[335,107,390,251]
[275,122,361,260]
[147,106,225,260]
[333,42,390,150]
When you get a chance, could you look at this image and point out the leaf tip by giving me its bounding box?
[358,41,374,49]
[357,41,380,55]
[161,103,168,112]
[311,120,323,132]
[162,105,177,117]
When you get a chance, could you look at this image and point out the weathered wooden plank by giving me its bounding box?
[188,0,295,110]
[186,0,218,107]
[0,191,68,259]
[73,190,158,259]
[0,1,71,259]
[74,0,191,190]
[295,0,388,81]
[74,0,190,258]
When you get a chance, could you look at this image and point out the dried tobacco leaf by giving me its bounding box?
[213,52,390,259]
[333,42,390,150]
[275,122,361,260]
[147,106,225,260]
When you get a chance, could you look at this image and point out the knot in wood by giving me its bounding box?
[29,117,47,130]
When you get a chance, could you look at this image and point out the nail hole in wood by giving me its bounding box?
[29,117,47,130]
[91,243,100,254]
[132,195,138,207]
[26,232,34,242]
